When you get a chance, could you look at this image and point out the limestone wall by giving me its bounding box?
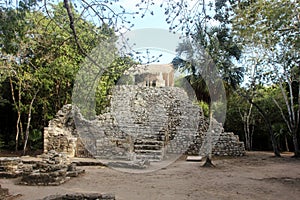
[44,86,245,160]
[213,132,245,156]
[43,104,91,157]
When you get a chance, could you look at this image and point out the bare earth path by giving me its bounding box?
[1,151,300,200]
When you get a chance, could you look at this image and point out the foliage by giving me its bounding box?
[232,0,300,156]
[28,129,43,151]
[95,56,136,114]
[225,85,294,151]
[0,2,127,151]
[172,0,243,107]
[197,100,209,117]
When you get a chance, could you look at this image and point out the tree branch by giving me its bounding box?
[63,0,87,57]
[273,98,292,133]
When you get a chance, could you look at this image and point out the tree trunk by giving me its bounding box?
[292,132,300,157]
[266,117,281,157]
[20,121,24,143]
[15,112,21,151]
[250,123,254,150]
[9,77,21,151]
[285,135,289,152]
[241,104,253,151]
[240,109,250,150]
[276,78,300,157]
[246,104,253,150]
[202,156,215,168]
[23,90,38,155]
[245,123,251,150]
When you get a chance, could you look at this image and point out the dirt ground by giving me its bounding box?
[1,151,300,200]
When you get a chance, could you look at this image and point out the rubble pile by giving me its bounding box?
[0,157,24,178]
[18,150,84,186]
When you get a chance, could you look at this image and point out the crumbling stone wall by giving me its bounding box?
[44,105,91,157]
[44,86,245,160]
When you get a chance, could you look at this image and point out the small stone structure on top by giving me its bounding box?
[122,64,174,87]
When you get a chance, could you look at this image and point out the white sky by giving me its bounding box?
[117,0,172,29]
[114,0,215,64]
[116,0,217,29]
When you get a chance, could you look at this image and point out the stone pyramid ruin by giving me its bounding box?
[44,85,245,162]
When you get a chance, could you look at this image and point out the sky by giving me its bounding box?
[114,0,182,64]
[117,0,172,29]
[116,0,217,28]
[113,0,217,64]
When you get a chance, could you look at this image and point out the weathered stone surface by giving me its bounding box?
[107,159,150,169]
[44,86,245,164]
[186,121,245,156]
[212,132,245,156]
[0,157,23,178]
[44,105,92,158]
[18,150,85,186]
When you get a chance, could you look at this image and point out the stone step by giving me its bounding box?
[135,154,163,162]
[135,135,165,141]
[134,149,163,155]
[134,140,164,146]
[95,155,129,161]
[134,144,162,150]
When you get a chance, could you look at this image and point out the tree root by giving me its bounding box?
[202,157,215,168]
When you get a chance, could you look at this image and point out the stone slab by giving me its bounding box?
[186,156,202,162]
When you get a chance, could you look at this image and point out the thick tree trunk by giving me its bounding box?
[240,104,253,151]
[292,133,300,157]
[202,157,215,168]
[266,119,281,157]
[244,123,251,150]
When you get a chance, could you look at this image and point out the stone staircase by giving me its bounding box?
[108,86,202,161]
[134,139,164,161]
